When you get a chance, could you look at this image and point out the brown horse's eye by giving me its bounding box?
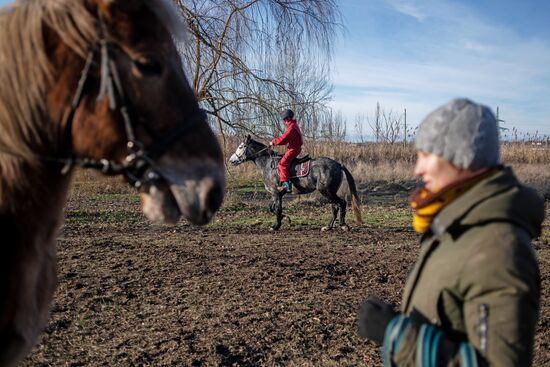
[133,57,163,77]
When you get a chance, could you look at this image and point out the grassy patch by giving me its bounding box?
[286,216,326,227]
[362,206,411,227]
[216,197,412,229]
[73,193,140,203]
[227,179,265,193]
[215,213,327,228]
[217,216,272,227]
[66,209,142,224]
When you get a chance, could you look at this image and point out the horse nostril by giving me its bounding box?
[205,180,224,214]
[187,177,225,225]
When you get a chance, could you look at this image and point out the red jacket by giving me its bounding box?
[271,119,303,152]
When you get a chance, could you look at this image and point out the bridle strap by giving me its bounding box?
[60,48,96,172]
[235,144,270,164]
[56,14,204,187]
[0,12,204,186]
[249,146,270,160]
[97,12,117,110]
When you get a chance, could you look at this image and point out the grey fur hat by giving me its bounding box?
[415,98,500,170]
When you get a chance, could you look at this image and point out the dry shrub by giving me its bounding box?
[511,164,550,200]
[223,139,417,183]
[352,160,415,182]
[70,139,548,200]
[499,143,550,199]
[303,141,416,166]
[223,139,550,198]
[285,141,416,182]
[71,169,133,196]
[501,142,550,164]
[226,162,264,182]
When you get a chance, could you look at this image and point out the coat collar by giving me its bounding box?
[284,119,296,127]
[430,166,544,238]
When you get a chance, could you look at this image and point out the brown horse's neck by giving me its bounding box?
[0,160,72,223]
[0,28,77,364]
[0,159,72,365]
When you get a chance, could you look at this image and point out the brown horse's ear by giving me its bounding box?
[87,0,143,18]
[83,0,111,22]
[86,0,112,13]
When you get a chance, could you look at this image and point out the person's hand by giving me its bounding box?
[357,296,397,344]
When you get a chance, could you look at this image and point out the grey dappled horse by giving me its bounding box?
[229,135,362,231]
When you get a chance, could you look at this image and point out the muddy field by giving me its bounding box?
[22,177,550,366]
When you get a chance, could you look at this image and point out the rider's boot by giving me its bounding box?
[277,181,291,193]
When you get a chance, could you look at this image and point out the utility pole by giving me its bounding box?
[495,106,509,141]
[375,102,381,142]
[496,106,507,131]
[404,108,407,143]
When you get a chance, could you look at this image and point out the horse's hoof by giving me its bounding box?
[340,225,350,231]
[270,226,280,231]
[321,226,332,232]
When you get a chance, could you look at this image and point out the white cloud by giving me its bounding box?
[385,0,427,22]
[331,0,550,136]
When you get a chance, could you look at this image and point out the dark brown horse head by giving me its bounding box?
[45,0,225,225]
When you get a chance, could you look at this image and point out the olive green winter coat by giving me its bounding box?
[394,166,544,366]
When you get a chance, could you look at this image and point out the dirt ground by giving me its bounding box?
[22,182,550,366]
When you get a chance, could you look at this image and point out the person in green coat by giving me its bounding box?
[357,98,544,366]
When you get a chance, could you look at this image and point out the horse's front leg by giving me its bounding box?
[270,194,283,231]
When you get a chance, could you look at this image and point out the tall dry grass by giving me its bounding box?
[225,140,417,183]
[69,139,550,200]
[501,142,550,164]
[224,139,550,198]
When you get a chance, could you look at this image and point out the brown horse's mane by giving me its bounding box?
[0,0,185,200]
[0,0,184,162]
[0,1,98,161]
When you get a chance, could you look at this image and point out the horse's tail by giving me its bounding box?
[341,165,363,224]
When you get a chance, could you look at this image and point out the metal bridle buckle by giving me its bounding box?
[99,159,111,173]
[126,140,143,153]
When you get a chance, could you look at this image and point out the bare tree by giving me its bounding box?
[403,108,407,143]
[173,0,341,141]
[319,110,346,141]
[364,103,406,144]
[354,112,366,143]
[373,102,381,141]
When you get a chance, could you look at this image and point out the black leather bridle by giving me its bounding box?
[232,140,270,165]
[59,14,206,188]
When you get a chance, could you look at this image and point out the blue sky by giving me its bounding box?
[1,0,548,137]
[332,0,550,137]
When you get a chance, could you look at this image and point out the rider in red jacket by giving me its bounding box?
[269,109,304,193]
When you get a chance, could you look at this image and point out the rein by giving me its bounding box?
[0,12,205,189]
[60,13,205,188]
[234,145,270,164]
[250,146,270,159]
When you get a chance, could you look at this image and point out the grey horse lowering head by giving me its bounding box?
[229,135,264,166]
[228,135,363,231]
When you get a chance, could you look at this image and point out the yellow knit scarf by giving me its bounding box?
[409,169,497,233]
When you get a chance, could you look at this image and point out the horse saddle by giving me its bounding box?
[289,155,311,178]
[293,155,310,164]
